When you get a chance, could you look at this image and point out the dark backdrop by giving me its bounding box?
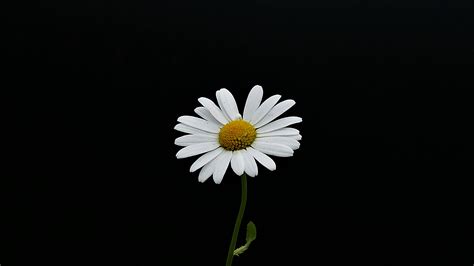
[6,0,473,265]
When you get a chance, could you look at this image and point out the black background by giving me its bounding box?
[6,0,474,265]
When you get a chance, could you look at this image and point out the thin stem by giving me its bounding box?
[225,173,247,266]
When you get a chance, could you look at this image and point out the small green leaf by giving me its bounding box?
[246,221,257,243]
[234,221,257,256]
[233,244,248,256]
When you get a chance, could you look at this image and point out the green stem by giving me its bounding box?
[225,173,247,266]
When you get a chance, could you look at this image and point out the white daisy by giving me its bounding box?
[174,85,302,184]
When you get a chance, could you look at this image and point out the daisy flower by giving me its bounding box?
[174,85,302,184]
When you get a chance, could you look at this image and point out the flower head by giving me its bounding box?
[174,85,302,184]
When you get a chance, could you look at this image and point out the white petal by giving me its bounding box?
[215,91,231,121]
[198,157,217,183]
[212,150,233,184]
[289,134,302,140]
[254,100,295,128]
[219,89,241,120]
[247,147,276,171]
[177,116,220,133]
[230,150,245,176]
[198,97,229,124]
[190,147,224,172]
[256,116,302,134]
[175,134,218,146]
[252,141,294,157]
[174,123,214,135]
[241,149,258,177]
[176,142,220,159]
[257,127,300,137]
[256,137,300,150]
[194,107,223,125]
[250,95,281,125]
[243,85,264,121]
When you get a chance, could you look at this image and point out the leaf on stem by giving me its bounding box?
[233,221,257,256]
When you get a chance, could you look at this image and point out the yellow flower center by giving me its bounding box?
[219,119,257,151]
